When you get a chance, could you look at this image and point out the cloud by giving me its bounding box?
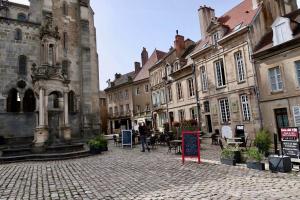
[9,0,29,5]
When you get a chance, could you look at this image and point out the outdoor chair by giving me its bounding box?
[219,139,224,150]
[149,135,157,149]
[211,132,219,145]
[113,135,121,147]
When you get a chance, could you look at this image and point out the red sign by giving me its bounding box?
[182,131,201,164]
[281,128,299,141]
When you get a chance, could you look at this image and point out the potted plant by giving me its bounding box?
[246,148,265,170]
[220,147,237,166]
[254,129,272,157]
[88,139,102,154]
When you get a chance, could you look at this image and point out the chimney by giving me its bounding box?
[141,47,148,66]
[174,32,185,57]
[134,62,141,73]
[252,0,259,10]
[115,73,121,79]
[198,5,215,39]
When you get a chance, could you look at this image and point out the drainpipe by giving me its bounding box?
[163,64,171,132]
[192,62,202,131]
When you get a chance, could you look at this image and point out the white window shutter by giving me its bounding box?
[293,106,300,128]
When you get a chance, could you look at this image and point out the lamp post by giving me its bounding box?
[192,63,202,131]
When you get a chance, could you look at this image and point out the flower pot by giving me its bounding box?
[90,146,102,154]
[101,146,108,152]
[233,151,242,163]
[221,158,236,166]
[246,161,265,170]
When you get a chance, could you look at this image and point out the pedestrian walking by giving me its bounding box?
[139,123,150,152]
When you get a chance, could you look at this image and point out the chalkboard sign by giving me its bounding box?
[122,130,133,148]
[281,128,300,159]
[182,131,200,164]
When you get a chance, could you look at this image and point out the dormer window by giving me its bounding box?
[212,32,219,45]
[272,17,293,46]
[174,62,179,72]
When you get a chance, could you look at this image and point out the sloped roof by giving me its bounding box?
[218,0,258,32]
[133,49,166,82]
[113,71,136,87]
[254,9,300,54]
[192,0,260,54]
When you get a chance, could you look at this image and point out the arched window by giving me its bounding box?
[63,2,68,16]
[49,44,54,65]
[68,91,76,113]
[18,55,27,75]
[62,60,69,76]
[17,13,27,21]
[49,91,61,109]
[23,89,36,112]
[15,28,22,40]
[7,88,21,112]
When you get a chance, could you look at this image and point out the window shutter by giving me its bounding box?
[293,106,300,128]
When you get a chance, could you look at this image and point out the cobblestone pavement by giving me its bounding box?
[0,139,300,200]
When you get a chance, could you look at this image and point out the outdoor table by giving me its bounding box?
[170,140,182,154]
[227,141,243,147]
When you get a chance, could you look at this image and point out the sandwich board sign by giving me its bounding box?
[122,130,133,148]
[182,131,201,164]
[281,127,300,159]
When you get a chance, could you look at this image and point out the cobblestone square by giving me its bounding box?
[0,139,300,200]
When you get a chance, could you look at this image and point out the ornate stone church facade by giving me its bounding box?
[0,0,100,147]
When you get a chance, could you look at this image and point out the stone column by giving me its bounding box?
[39,88,44,127]
[64,92,69,126]
[63,92,71,142]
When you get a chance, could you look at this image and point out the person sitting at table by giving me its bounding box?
[139,123,150,152]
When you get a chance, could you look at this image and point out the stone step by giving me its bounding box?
[0,149,91,163]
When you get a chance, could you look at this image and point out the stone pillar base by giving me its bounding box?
[62,126,72,142]
[33,127,48,152]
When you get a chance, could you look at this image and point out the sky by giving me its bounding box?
[9,0,300,90]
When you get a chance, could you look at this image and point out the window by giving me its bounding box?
[119,91,123,100]
[204,101,210,113]
[146,104,150,111]
[7,88,21,112]
[137,105,141,113]
[187,78,195,97]
[120,105,124,114]
[63,2,68,16]
[81,20,89,32]
[145,84,149,93]
[212,32,219,45]
[215,59,226,87]
[176,82,183,100]
[293,106,300,129]
[108,94,112,102]
[274,23,288,45]
[114,106,118,115]
[124,90,129,99]
[174,62,179,72]
[269,67,283,91]
[23,89,36,112]
[160,89,166,104]
[68,91,76,113]
[178,110,185,122]
[18,55,27,75]
[200,66,208,91]
[62,60,69,76]
[166,65,172,76]
[235,51,245,82]
[136,87,140,95]
[126,104,130,113]
[295,61,300,86]
[49,44,54,65]
[240,95,251,121]
[167,86,172,102]
[190,107,198,121]
[219,98,230,123]
[15,29,22,41]
[63,32,68,50]
[109,107,113,115]
[17,13,27,21]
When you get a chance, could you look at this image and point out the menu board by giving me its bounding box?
[281,128,300,159]
[122,130,132,148]
[182,131,200,164]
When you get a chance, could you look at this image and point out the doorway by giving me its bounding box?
[205,115,213,133]
[274,108,289,140]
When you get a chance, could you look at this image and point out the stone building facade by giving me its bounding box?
[105,71,136,134]
[190,0,298,138]
[149,34,196,132]
[99,91,108,134]
[253,9,300,139]
[0,0,100,146]
[132,48,165,130]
